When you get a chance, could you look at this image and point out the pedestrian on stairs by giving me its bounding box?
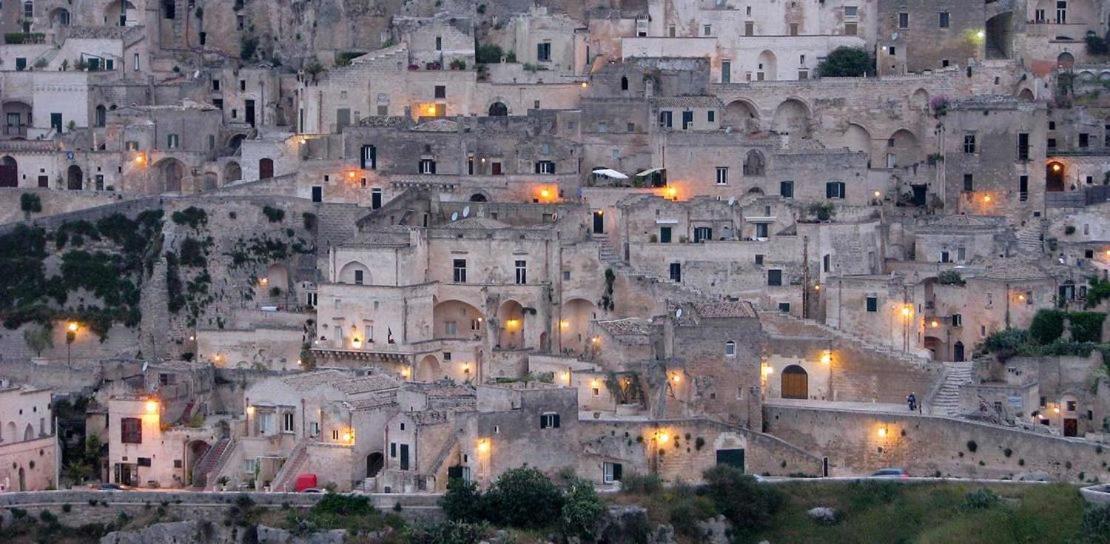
[907,392,917,412]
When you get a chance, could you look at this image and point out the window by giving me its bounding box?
[433,85,446,100]
[15,58,26,71]
[659,111,672,128]
[844,22,858,36]
[780,181,794,198]
[133,53,140,71]
[963,174,974,192]
[721,61,731,84]
[361,145,377,169]
[435,36,442,51]
[778,302,791,312]
[603,462,623,483]
[826,181,846,199]
[23,0,31,19]
[669,262,682,282]
[866,296,878,312]
[1079,133,1089,148]
[898,12,909,28]
[353,269,364,285]
[445,321,458,336]
[767,269,782,286]
[939,12,950,28]
[390,442,396,458]
[312,186,323,203]
[681,110,693,130]
[755,223,769,238]
[1048,138,1057,150]
[167,134,179,149]
[283,412,294,432]
[515,260,527,284]
[716,167,728,185]
[755,254,764,265]
[120,417,142,444]
[844,6,858,17]
[724,341,736,357]
[963,134,976,153]
[535,161,555,174]
[537,42,551,62]
[620,76,629,91]
[419,159,436,174]
[703,24,712,36]
[659,226,672,243]
[452,259,467,283]
[1066,400,1077,412]
[1018,133,1029,160]
[707,110,715,123]
[952,314,962,327]
[540,412,561,429]
[744,21,754,36]
[693,227,712,243]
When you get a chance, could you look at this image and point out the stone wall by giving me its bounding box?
[765,404,1110,482]
[0,188,134,226]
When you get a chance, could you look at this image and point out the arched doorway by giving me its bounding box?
[50,8,70,27]
[67,165,83,190]
[911,89,930,112]
[155,158,184,193]
[433,300,484,340]
[469,193,488,202]
[781,365,808,399]
[0,156,17,187]
[1046,162,1065,192]
[366,452,384,477]
[228,134,246,152]
[1057,52,1075,70]
[338,260,370,284]
[415,355,442,381]
[497,300,525,349]
[844,123,872,159]
[488,102,508,116]
[887,129,921,168]
[985,12,1013,59]
[5,421,16,441]
[186,440,211,483]
[743,150,766,176]
[104,0,136,26]
[1017,88,1035,102]
[953,342,965,362]
[259,158,274,179]
[772,99,810,137]
[756,50,778,81]
[224,161,241,183]
[723,100,759,132]
[560,299,597,354]
[23,423,34,441]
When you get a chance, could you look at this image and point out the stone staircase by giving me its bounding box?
[928,361,975,417]
[201,438,239,491]
[190,438,230,488]
[764,311,934,368]
[270,440,310,492]
[595,236,621,265]
[1015,218,1046,255]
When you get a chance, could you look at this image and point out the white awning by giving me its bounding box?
[592,168,628,180]
[636,167,665,177]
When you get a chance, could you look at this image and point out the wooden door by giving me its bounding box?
[781,365,808,399]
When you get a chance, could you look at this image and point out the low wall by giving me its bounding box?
[765,404,1110,482]
[0,188,134,226]
[0,490,441,527]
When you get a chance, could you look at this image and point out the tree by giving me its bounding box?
[560,478,605,541]
[20,193,42,214]
[483,467,563,528]
[23,323,53,356]
[702,465,784,535]
[818,47,874,77]
[440,477,485,522]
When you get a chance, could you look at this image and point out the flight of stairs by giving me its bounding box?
[596,237,621,265]
[190,438,230,488]
[1015,219,1046,255]
[270,440,310,492]
[929,361,975,417]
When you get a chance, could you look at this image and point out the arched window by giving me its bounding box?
[724,341,736,357]
[743,150,766,176]
[95,105,107,127]
[620,76,629,91]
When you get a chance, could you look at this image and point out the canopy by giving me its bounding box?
[591,168,628,180]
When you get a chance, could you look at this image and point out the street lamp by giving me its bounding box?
[65,321,79,367]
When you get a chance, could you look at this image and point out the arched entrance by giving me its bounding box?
[259,158,274,179]
[743,150,766,176]
[756,50,778,81]
[844,123,872,159]
[0,156,17,187]
[953,342,965,362]
[1046,162,1065,192]
[781,365,808,399]
[186,440,211,483]
[433,300,484,340]
[5,421,16,441]
[415,355,442,382]
[469,193,488,202]
[1057,52,1075,70]
[497,300,525,349]
[18,467,25,491]
[338,260,370,284]
[488,102,508,116]
[104,0,136,26]
[23,423,34,441]
[1017,88,1035,102]
[723,100,760,132]
[772,99,810,137]
[560,298,597,354]
[50,8,70,27]
[67,165,83,190]
[985,12,1013,59]
[366,452,384,477]
[887,129,921,168]
[155,158,184,193]
[224,161,241,183]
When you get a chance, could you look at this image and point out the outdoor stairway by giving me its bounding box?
[596,237,621,265]
[201,438,239,491]
[190,438,229,488]
[765,311,934,368]
[1014,219,1046,255]
[929,361,975,417]
[270,440,310,492]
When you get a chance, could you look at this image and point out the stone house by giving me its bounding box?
[0,381,58,491]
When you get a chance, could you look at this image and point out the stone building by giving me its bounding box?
[0,381,58,491]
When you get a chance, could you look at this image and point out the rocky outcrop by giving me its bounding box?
[99,521,345,544]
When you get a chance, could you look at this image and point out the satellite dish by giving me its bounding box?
[675,308,683,318]
[462,206,470,218]
[450,212,459,221]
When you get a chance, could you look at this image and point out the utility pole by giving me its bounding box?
[802,236,810,318]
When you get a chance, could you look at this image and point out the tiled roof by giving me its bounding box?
[333,374,401,395]
[692,301,757,318]
[280,369,352,391]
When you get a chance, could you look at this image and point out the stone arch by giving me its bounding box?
[742,149,766,176]
[104,0,136,26]
[911,88,930,112]
[23,423,34,441]
[338,260,370,284]
[844,123,873,160]
[0,156,18,188]
[771,98,810,137]
[66,164,83,190]
[887,129,921,168]
[497,299,525,350]
[433,300,484,340]
[560,298,596,354]
[1017,88,1035,102]
[227,134,246,152]
[1057,52,1075,70]
[154,158,184,193]
[415,354,442,382]
[723,99,760,132]
[5,421,16,442]
[259,158,274,179]
[186,439,210,483]
[95,105,107,127]
[49,7,70,26]
[985,12,1013,59]
[202,172,217,191]
[781,364,808,399]
[1046,161,1065,192]
[266,263,289,292]
[366,452,384,478]
[468,192,489,202]
[756,50,778,81]
[488,101,508,117]
[224,161,241,183]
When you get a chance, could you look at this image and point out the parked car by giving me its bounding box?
[93,483,128,491]
[870,468,909,479]
[300,488,323,494]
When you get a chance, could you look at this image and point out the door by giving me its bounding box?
[51,113,63,132]
[781,365,808,399]
[366,453,384,477]
[1064,418,1077,437]
[245,100,256,126]
[911,185,927,206]
[669,262,681,282]
[715,449,745,472]
[6,113,20,136]
[336,108,350,132]
[371,189,382,209]
[0,157,16,188]
[259,158,274,179]
[399,444,410,470]
[953,342,965,362]
[311,186,322,203]
[659,227,672,243]
[592,211,604,234]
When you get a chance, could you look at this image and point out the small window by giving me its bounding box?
[724,341,736,357]
[703,24,712,36]
[354,269,364,285]
[120,417,142,444]
[939,12,950,28]
[540,412,561,429]
[453,259,467,283]
[963,174,974,192]
[898,13,909,28]
[767,269,782,286]
[167,134,179,149]
[515,260,527,285]
[778,302,791,312]
[537,42,551,62]
[963,134,976,153]
[952,314,962,327]
[283,412,294,432]
[866,296,878,312]
[603,462,623,483]
[420,159,436,174]
[780,181,794,198]
[826,181,846,199]
[755,254,764,265]
[434,85,446,99]
[715,167,728,185]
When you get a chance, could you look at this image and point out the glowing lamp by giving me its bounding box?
[1053,407,1060,414]
[1104,249,1109,257]
[901,305,913,318]
[259,277,269,286]
[657,432,670,444]
[874,191,882,198]
[562,371,571,382]
[820,351,832,365]
[559,320,569,329]
[401,367,411,378]
[425,105,436,115]
[930,320,940,328]
[983,195,992,203]
[665,186,678,199]
[351,337,362,349]
[591,336,601,345]
[1017,294,1025,301]
[134,155,145,165]
[976,30,985,39]
[540,189,551,199]
[67,322,79,333]
[477,439,490,452]
[814,284,821,291]
[343,431,353,443]
[580,82,588,89]
[762,365,774,376]
[1052,163,1062,172]
[145,400,159,414]
[878,426,888,438]
[671,374,681,383]
[348,171,356,179]
[247,405,256,415]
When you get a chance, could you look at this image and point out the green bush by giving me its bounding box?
[619,471,663,494]
[982,328,1029,359]
[440,477,485,522]
[20,193,42,213]
[484,467,563,529]
[1029,310,1066,345]
[937,270,966,286]
[669,493,718,537]
[476,44,503,64]
[171,206,208,229]
[1068,312,1105,343]
[262,205,285,223]
[702,465,784,535]
[962,488,1000,510]
[560,478,605,541]
[178,237,207,268]
[818,47,874,77]
[1081,504,1110,544]
[406,520,487,544]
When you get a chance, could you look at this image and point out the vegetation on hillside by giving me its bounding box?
[981,309,1109,365]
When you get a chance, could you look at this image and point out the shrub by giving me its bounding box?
[817,47,874,77]
[702,465,784,535]
[983,328,1029,359]
[1081,504,1110,544]
[961,488,1000,510]
[440,477,485,522]
[1068,312,1105,343]
[937,270,966,285]
[1086,32,1110,56]
[262,205,285,223]
[240,36,259,60]
[669,494,718,537]
[1030,310,1067,345]
[483,467,563,529]
[20,193,42,213]
[476,44,503,64]
[619,471,663,494]
[560,478,605,541]
[406,520,488,544]
[171,206,208,229]
[967,440,978,453]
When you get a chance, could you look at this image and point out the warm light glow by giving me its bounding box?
[505,319,521,331]
[477,438,490,452]
[580,82,588,89]
[1017,294,1025,301]
[351,337,362,349]
[401,367,411,378]
[1104,249,1110,257]
[348,171,356,179]
[67,321,79,333]
[657,432,670,444]
[877,426,888,438]
[1052,163,1062,172]
[901,305,913,318]
[591,336,601,345]
[820,351,832,365]
[761,365,774,376]
[590,379,601,388]
[247,405,256,415]
[297,359,303,366]
[814,284,821,291]
[540,189,551,199]
[562,371,572,382]
[664,186,678,199]
[299,137,307,145]
[671,373,681,384]
[930,320,940,328]
[145,400,159,415]
[559,320,570,330]
[259,277,269,286]
[343,431,354,443]
[874,191,882,198]
[425,104,437,115]
[983,195,992,203]
[976,30,985,39]
[1053,407,1060,414]
[134,154,145,165]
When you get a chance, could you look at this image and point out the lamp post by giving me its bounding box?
[65,321,78,367]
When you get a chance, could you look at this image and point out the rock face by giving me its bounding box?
[597,505,677,544]
[695,514,732,544]
[99,521,345,544]
[807,506,839,524]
